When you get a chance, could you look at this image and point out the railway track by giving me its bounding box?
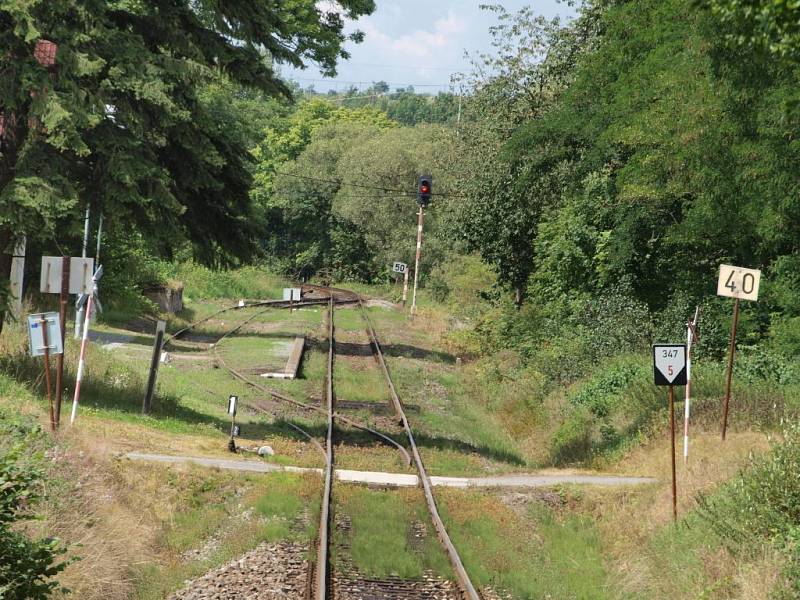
[167,287,481,599]
[307,285,481,600]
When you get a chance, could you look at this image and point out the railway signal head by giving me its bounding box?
[417,175,432,207]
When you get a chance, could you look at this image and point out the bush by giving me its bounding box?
[0,419,68,599]
[697,424,800,597]
[770,316,800,358]
[167,262,283,300]
[569,360,647,418]
[735,345,800,385]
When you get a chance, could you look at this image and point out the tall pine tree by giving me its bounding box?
[0,0,374,328]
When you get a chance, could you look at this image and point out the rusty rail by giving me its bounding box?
[316,297,335,600]
[357,298,481,600]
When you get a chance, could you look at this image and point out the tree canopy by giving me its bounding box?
[0,0,375,321]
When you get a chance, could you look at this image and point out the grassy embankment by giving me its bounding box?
[2,263,799,598]
[0,265,329,599]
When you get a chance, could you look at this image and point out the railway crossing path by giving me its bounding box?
[124,451,657,488]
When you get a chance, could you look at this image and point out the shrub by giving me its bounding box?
[0,422,68,599]
[696,424,800,596]
[569,360,646,418]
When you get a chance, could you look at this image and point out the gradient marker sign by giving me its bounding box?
[653,344,687,386]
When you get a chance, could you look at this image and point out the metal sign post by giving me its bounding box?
[716,264,761,440]
[227,395,238,452]
[54,257,70,428]
[683,307,699,464]
[27,312,63,431]
[653,343,687,522]
[143,320,167,414]
[41,256,95,428]
[41,316,55,430]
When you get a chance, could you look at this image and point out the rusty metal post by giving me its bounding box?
[410,206,424,315]
[721,298,740,441]
[54,256,70,429]
[669,384,677,522]
[41,316,55,431]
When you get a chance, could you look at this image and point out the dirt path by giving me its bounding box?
[125,452,657,488]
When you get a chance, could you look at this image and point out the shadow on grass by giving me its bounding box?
[334,341,456,365]
[166,331,303,355]
[332,423,526,467]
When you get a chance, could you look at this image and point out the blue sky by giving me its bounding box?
[282,1,577,94]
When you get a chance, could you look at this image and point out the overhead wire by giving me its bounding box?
[275,171,467,198]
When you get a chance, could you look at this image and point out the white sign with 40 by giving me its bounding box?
[717,264,761,302]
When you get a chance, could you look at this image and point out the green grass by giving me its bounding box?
[439,489,612,599]
[334,486,452,580]
[170,262,287,302]
[132,471,320,600]
[333,360,387,403]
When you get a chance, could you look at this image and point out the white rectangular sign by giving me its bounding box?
[40,256,94,295]
[282,288,301,301]
[717,264,761,301]
[228,395,238,416]
[392,262,407,274]
[27,312,63,357]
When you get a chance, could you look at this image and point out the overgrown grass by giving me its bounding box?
[169,262,286,301]
[695,425,800,597]
[131,470,320,600]
[333,486,452,580]
[438,488,611,599]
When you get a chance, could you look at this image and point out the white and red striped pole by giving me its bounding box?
[410,205,424,315]
[70,292,94,424]
[683,307,699,463]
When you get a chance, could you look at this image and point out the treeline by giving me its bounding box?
[5,0,800,361]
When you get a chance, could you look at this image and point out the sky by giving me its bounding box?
[281,1,577,94]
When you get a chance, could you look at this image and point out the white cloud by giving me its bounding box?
[361,12,467,62]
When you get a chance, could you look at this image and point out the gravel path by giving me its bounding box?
[125,452,657,488]
[169,541,307,600]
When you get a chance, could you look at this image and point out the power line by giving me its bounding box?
[277,171,411,194]
[290,77,452,89]
[335,62,462,71]
[275,171,467,198]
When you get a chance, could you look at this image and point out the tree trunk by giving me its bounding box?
[0,119,23,337]
[514,285,523,309]
[0,227,14,336]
